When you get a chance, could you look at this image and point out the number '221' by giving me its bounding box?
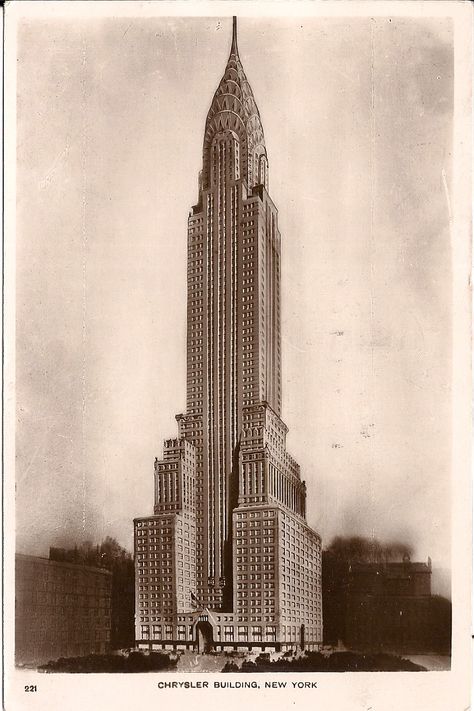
[24,686,37,692]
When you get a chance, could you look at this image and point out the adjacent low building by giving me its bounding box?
[323,556,451,655]
[15,553,112,666]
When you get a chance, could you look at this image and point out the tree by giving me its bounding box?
[325,535,413,564]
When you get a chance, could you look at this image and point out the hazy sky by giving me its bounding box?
[15,15,453,590]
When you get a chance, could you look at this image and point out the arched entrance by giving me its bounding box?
[300,624,305,651]
[196,621,214,653]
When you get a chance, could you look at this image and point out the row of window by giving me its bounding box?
[236,546,274,554]
[236,582,274,589]
[236,573,274,581]
[236,519,275,529]
[136,544,173,551]
[141,623,277,640]
[235,510,276,519]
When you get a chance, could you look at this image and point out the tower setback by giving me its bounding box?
[134,18,323,653]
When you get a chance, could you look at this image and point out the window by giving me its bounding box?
[141,625,149,639]
[265,627,276,642]
[251,626,262,641]
[177,625,186,640]
[224,626,234,641]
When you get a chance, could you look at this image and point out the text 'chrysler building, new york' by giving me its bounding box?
[134,18,323,652]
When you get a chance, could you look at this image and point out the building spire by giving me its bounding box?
[230,16,238,56]
[203,13,267,192]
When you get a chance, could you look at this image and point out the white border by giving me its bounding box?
[3,2,472,710]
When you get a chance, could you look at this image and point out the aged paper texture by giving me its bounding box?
[3,1,472,710]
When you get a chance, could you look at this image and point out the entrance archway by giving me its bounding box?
[196,621,214,653]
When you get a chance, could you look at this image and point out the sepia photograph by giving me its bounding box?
[4,1,472,710]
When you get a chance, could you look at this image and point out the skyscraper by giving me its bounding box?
[134,18,322,653]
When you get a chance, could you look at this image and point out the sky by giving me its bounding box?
[15,15,453,593]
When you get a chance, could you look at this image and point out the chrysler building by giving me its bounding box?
[134,18,322,652]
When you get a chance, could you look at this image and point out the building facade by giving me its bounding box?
[15,554,112,666]
[134,18,322,653]
[323,556,451,654]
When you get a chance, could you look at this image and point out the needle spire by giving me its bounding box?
[231,16,238,56]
